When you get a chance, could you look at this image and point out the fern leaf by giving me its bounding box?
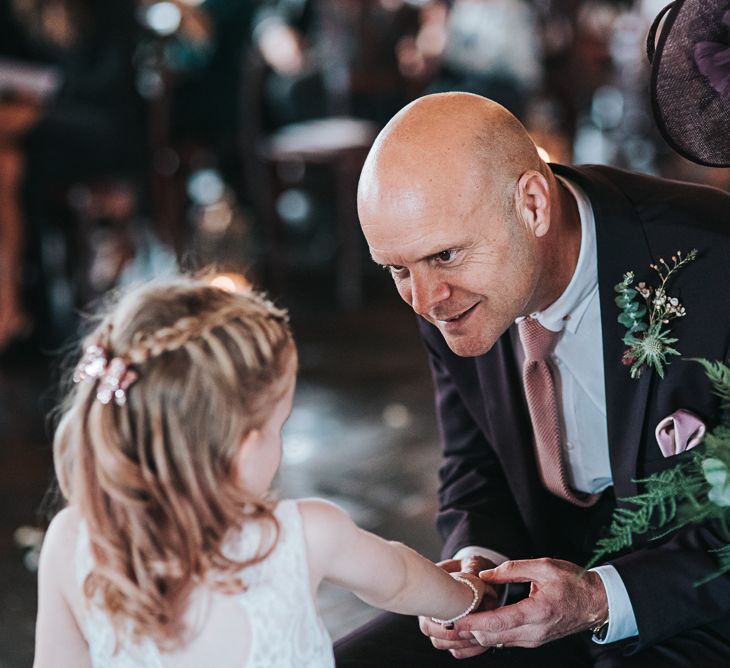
[586,462,705,569]
[693,545,730,587]
[689,358,730,412]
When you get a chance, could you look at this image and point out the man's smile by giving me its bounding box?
[434,302,480,331]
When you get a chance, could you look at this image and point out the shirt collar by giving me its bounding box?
[521,175,598,334]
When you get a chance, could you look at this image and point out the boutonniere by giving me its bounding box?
[614,248,698,379]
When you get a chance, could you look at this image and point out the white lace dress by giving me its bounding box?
[74,500,335,667]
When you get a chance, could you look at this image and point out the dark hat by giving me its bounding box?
[648,0,730,167]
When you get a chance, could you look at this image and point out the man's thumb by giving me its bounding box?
[479,559,535,583]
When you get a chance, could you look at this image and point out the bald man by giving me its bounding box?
[334,93,730,666]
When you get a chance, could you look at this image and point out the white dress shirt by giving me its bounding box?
[456,175,638,644]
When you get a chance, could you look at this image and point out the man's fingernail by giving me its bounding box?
[459,631,471,640]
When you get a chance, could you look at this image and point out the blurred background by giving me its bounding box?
[1,0,729,665]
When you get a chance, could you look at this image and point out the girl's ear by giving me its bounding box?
[233,429,260,483]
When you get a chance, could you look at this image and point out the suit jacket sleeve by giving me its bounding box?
[610,516,730,649]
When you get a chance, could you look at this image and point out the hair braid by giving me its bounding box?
[122,300,288,368]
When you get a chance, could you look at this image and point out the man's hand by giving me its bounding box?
[452,558,608,650]
[418,556,504,659]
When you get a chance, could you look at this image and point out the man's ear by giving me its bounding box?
[515,170,551,238]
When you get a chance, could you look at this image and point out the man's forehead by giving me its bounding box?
[362,180,490,254]
[365,217,469,265]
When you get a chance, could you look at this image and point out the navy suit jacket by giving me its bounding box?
[417,164,730,650]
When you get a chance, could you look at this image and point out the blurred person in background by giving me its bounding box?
[253,0,421,129]
[0,0,54,350]
[411,0,542,121]
[0,0,144,350]
[252,0,329,129]
[0,79,40,351]
[160,0,257,180]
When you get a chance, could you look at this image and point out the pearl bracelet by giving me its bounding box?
[431,574,480,626]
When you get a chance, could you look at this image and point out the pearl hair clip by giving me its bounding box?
[73,344,138,407]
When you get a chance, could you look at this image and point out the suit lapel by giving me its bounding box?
[552,165,655,498]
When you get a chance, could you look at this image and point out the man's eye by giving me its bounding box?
[387,265,407,275]
[435,250,456,263]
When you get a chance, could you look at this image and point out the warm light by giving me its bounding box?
[536,145,552,162]
[209,273,251,293]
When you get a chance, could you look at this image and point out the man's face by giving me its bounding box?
[361,174,542,357]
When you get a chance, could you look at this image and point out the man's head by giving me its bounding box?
[358,92,577,357]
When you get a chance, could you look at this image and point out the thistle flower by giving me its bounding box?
[625,327,680,379]
[615,249,698,380]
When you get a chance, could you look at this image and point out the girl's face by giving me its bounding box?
[236,357,297,495]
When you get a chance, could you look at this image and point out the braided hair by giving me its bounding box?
[53,277,294,648]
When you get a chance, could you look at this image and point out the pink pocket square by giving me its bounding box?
[655,409,706,458]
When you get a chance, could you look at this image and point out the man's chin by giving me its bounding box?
[442,332,496,358]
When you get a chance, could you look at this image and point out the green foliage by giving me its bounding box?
[689,359,730,416]
[705,425,730,460]
[695,544,730,586]
[589,357,730,584]
[614,272,647,340]
[624,325,680,380]
[586,460,707,569]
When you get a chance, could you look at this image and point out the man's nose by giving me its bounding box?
[409,271,450,316]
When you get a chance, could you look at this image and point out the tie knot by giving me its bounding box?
[518,317,561,361]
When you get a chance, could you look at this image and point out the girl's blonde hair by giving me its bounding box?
[53,277,294,647]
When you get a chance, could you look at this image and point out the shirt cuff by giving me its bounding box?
[589,565,639,644]
[452,546,509,608]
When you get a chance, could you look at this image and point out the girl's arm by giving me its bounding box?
[33,507,92,668]
[299,498,485,621]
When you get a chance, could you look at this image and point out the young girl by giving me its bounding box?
[33,277,491,667]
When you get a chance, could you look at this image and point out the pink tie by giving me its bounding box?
[518,317,598,507]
